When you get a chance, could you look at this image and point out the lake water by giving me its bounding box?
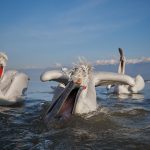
[0,63,150,150]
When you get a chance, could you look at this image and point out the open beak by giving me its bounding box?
[0,64,4,78]
[45,81,83,121]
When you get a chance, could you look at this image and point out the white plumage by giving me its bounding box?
[107,48,145,94]
[0,52,29,105]
[41,59,144,117]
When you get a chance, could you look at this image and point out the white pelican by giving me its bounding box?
[107,48,145,94]
[40,60,142,120]
[0,52,29,105]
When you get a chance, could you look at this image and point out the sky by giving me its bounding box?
[0,0,150,69]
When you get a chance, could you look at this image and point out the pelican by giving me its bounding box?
[0,52,29,105]
[40,60,143,121]
[107,48,145,94]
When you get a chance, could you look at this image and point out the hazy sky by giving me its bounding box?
[0,0,150,68]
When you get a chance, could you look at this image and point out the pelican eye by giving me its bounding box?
[75,78,82,85]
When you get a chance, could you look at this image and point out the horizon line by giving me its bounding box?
[7,56,150,70]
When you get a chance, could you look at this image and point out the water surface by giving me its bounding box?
[0,64,150,150]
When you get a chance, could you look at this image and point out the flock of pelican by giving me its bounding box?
[0,49,145,121]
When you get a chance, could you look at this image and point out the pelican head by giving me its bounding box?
[0,52,8,78]
[69,62,92,88]
[44,62,97,121]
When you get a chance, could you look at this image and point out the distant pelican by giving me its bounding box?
[40,60,142,120]
[0,52,29,105]
[107,48,145,94]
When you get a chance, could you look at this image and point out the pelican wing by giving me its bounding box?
[94,72,135,87]
[40,70,69,85]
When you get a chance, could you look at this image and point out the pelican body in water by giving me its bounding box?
[40,60,143,121]
[0,52,29,105]
[107,48,145,94]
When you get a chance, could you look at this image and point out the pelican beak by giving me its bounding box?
[0,64,4,78]
[45,80,83,122]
